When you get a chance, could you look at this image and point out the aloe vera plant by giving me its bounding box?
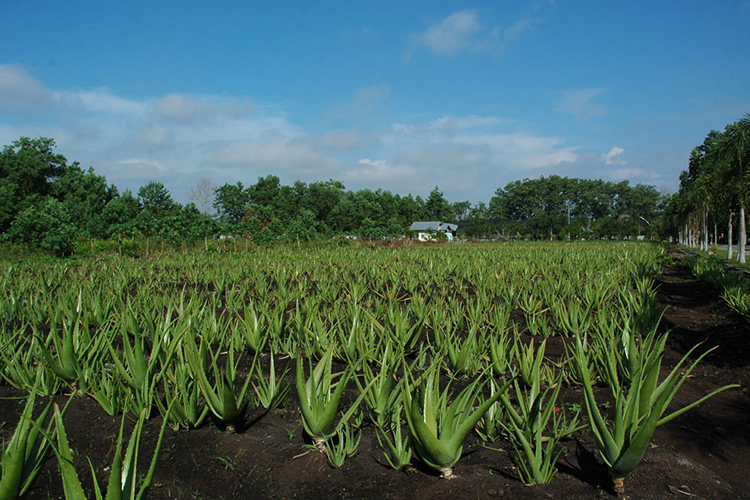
[0,329,62,395]
[354,343,402,425]
[488,328,513,377]
[324,422,361,468]
[436,323,483,378]
[48,403,172,500]
[35,322,84,390]
[252,350,290,409]
[475,378,506,443]
[107,326,178,415]
[0,388,55,499]
[157,345,210,430]
[375,401,413,471]
[241,304,264,353]
[500,367,582,485]
[185,336,258,432]
[515,338,547,388]
[296,349,371,452]
[573,334,739,497]
[402,364,514,478]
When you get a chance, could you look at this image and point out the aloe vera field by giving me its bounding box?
[1,242,749,500]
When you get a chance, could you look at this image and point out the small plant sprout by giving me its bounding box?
[375,401,413,471]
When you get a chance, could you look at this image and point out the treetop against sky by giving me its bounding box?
[1,1,748,205]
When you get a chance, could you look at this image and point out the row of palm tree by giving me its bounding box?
[672,112,750,263]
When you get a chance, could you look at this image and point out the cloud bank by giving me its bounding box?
[0,64,660,203]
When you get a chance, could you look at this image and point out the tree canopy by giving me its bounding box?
[667,112,750,262]
[0,136,670,255]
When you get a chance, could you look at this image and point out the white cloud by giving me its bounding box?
[612,167,645,179]
[601,146,626,165]
[60,89,147,117]
[388,114,510,142]
[111,158,176,182]
[351,158,420,182]
[0,64,52,111]
[153,93,253,124]
[405,9,539,59]
[417,10,485,55]
[504,18,532,41]
[372,116,582,199]
[406,10,501,59]
[394,142,492,169]
[325,84,393,126]
[317,129,374,150]
[555,88,608,118]
[118,158,168,171]
[154,93,214,122]
[457,131,580,168]
[132,123,174,148]
[0,69,595,204]
[213,135,320,170]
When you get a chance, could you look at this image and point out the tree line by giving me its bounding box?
[1,136,666,256]
[663,112,750,263]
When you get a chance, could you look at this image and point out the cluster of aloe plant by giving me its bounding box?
[0,241,739,496]
[683,255,750,320]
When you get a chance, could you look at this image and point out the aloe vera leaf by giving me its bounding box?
[103,412,126,500]
[37,339,77,383]
[406,395,457,469]
[0,409,30,500]
[19,398,54,496]
[445,376,515,453]
[52,405,88,500]
[316,365,353,436]
[576,346,618,466]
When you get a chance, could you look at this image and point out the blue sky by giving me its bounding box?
[1,1,749,205]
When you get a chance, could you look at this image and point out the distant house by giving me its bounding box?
[409,221,458,242]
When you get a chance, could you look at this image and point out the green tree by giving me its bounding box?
[51,163,118,238]
[8,197,77,256]
[0,137,68,231]
[176,202,218,243]
[214,182,251,224]
[452,200,472,221]
[101,190,140,238]
[284,208,319,242]
[490,176,661,240]
[247,175,281,208]
[425,186,453,221]
[719,114,750,263]
[305,180,345,226]
[136,181,180,240]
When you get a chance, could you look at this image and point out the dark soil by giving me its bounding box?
[2,251,750,500]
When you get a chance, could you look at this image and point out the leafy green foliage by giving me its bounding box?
[9,197,77,256]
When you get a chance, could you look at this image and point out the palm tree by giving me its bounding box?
[720,113,750,263]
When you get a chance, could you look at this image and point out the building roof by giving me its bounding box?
[409,221,458,232]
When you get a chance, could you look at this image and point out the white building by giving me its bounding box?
[409,221,458,242]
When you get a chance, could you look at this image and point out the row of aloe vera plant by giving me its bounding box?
[0,242,738,499]
[681,255,750,320]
